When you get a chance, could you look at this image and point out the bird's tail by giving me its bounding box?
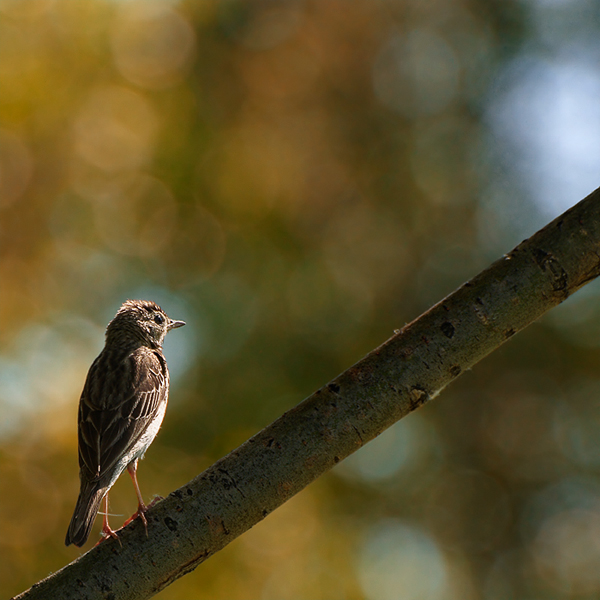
[65,483,107,547]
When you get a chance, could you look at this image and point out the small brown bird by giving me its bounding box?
[65,299,185,547]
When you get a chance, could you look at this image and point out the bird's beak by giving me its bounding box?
[168,319,186,330]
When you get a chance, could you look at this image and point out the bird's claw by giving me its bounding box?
[123,504,149,536]
[96,522,122,547]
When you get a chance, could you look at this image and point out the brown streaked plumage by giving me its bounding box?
[65,299,185,547]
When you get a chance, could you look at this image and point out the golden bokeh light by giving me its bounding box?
[3,0,600,598]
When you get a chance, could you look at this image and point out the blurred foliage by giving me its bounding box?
[2,0,600,599]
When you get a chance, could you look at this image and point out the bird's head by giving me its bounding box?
[106,299,185,348]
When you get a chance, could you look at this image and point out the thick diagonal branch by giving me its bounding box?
[13,187,600,600]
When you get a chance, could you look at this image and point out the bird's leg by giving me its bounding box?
[97,492,121,546]
[122,460,148,535]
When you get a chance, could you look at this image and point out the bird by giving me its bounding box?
[65,299,185,547]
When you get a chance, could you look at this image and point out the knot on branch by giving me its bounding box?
[440,321,455,338]
[408,386,428,410]
[531,247,568,295]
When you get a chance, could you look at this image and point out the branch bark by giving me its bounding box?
[13,188,600,600]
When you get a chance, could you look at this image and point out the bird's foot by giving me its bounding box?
[147,495,164,509]
[96,522,122,547]
[123,496,164,534]
[123,503,149,536]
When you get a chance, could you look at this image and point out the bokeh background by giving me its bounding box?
[3,0,600,598]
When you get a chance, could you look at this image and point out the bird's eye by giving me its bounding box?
[154,314,164,325]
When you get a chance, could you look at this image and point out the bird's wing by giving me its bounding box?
[77,346,169,482]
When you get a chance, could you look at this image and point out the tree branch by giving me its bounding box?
[13,187,600,600]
